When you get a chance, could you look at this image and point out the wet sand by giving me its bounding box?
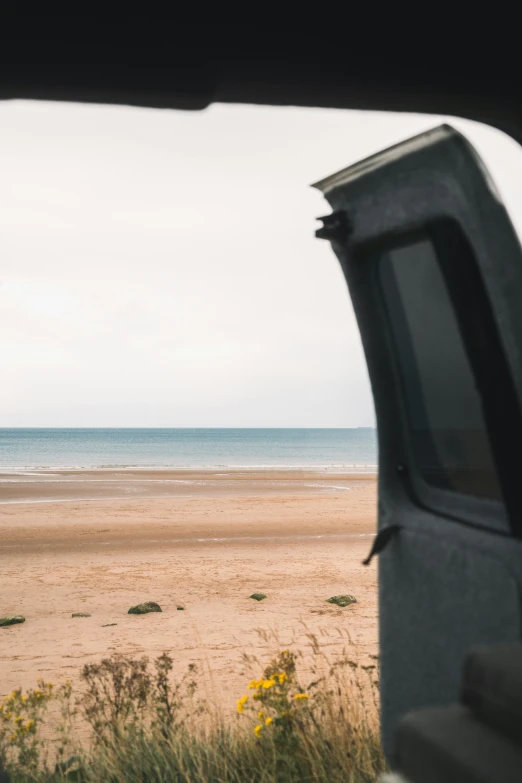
[0,470,378,709]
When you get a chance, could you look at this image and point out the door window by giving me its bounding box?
[380,237,503,501]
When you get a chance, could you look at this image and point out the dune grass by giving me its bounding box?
[0,635,386,782]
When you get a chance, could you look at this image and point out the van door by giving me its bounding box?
[313,125,522,760]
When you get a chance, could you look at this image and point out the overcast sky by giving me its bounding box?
[1,101,522,428]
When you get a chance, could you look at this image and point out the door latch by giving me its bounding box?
[315,211,351,243]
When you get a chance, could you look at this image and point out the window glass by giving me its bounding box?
[380,238,502,500]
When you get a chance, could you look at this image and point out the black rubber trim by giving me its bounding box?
[396,463,522,544]
[431,220,522,539]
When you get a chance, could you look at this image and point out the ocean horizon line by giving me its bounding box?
[0,426,376,430]
[0,428,378,471]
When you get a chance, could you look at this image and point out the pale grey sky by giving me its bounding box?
[1,101,522,427]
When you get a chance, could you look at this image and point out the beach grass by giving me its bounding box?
[0,635,386,782]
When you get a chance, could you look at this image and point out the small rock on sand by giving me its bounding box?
[326,595,357,607]
[102,623,118,627]
[250,593,267,601]
[128,601,162,615]
[0,616,25,627]
[72,612,91,618]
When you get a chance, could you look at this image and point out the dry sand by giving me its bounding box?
[0,470,378,710]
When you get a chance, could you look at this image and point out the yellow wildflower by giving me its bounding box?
[25,720,34,731]
[14,716,23,725]
[22,696,27,703]
[248,680,261,690]
[237,695,248,714]
[254,724,263,737]
[265,716,273,726]
[294,693,309,700]
[258,710,265,719]
[278,672,287,684]
[261,679,275,690]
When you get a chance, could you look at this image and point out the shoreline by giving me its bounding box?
[0,467,377,505]
[0,467,378,473]
[0,479,377,555]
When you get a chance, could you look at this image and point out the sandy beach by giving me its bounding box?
[0,470,378,710]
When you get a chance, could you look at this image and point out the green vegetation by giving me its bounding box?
[127,602,162,615]
[0,640,385,782]
[326,595,357,607]
[249,594,267,602]
[0,617,25,628]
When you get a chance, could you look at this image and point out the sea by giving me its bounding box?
[0,428,377,471]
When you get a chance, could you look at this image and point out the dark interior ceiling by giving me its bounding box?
[1,21,521,142]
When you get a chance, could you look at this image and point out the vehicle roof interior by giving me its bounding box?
[2,22,521,142]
